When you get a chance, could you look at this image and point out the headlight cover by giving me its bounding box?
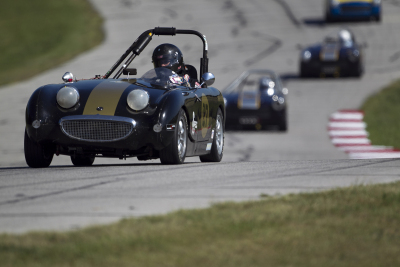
[57,86,79,109]
[127,89,150,111]
[267,88,275,96]
[302,50,312,62]
[348,49,360,62]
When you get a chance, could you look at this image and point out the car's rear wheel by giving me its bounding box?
[160,109,188,164]
[200,108,224,162]
[71,155,95,166]
[24,129,54,168]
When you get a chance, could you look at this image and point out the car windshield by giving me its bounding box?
[225,73,277,94]
[323,29,354,48]
[140,67,177,88]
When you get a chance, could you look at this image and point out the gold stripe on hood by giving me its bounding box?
[320,43,340,61]
[83,81,130,115]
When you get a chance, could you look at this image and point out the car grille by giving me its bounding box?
[340,6,371,13]
[60,119,134,142]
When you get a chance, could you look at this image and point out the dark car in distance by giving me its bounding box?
[223,70,288,131]
[300,29,364,78]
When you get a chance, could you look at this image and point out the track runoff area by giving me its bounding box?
[328,110,400,159]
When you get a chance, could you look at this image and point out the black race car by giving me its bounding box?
[25,27,225,167]
[223,70,288,131]
[300,29,364,78]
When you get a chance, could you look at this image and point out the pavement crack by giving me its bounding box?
[0,179,124,206]
[245,32,282,66]
[390,51,400,63]
[222,0,248,37]
[273,0,301,28]
[239,145,254,162]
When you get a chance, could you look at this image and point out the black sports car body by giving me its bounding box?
[25,27,225,167]
[300,29,364,78]
[223,70,288,131]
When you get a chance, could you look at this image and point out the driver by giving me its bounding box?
[152,43,200,88]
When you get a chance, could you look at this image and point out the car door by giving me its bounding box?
[195,88,212,142]
[184,88,201,142]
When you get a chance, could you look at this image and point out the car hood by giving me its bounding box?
[26,78,173,126]
[45,79,169,114]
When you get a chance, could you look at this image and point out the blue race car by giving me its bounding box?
[223,70,288,131]
[299,29,364,78]
[325,0,381,22]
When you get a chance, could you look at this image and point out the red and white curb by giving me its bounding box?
[328,110,400,159]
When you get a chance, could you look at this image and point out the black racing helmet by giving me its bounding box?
[152,43,185,74]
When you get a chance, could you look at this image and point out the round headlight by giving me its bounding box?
[127,89,150,111]
[348,49,360,62]
[267,88,275,96]
[302,50,312,62]
[57,86,79,109]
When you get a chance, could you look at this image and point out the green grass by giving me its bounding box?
[362,79,400,148]
[1,182,400,267]
[0,0,103,87]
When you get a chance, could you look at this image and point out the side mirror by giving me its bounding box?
[122,68,137,75]
[201,72,215,87]
[62,72,74,83]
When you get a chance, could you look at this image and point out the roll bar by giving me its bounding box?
[104,27,209,79]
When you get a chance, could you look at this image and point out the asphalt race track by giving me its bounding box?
[1,0,400,233]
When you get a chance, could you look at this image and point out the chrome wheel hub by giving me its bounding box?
[216,115,223,155]
[177,119,187,158]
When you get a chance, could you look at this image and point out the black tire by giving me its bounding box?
[352,63,364,78]
[71,155,95,166]
[277,109,288,132]
[300,66,310,78]
[278,121,287,131]
[373,14,381,22]
[160,109,188,164]
[24,129,54,168]
[278,121,287,132]
[200,108,224,162]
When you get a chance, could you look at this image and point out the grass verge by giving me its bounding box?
[1,182,400,267]
[0,0,103,87]
[361,78,400,148]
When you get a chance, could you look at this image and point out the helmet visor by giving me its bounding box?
[153,55,178,69]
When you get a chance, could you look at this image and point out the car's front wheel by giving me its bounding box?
[160,109,188,164]
[372,14,381,22]
[200,108,224,162]
[24,129,54,168]
[71,155,95,166]
[300,65,311,78]
[278,110,288,132]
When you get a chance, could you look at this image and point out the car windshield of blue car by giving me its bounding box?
[324,29,354,48]
[140,67,179,89]
[234,74,275,94]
